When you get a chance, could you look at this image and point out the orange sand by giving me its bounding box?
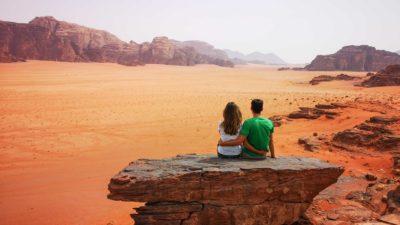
[0,61,399,225]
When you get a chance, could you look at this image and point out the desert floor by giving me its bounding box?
[0,61,399,225]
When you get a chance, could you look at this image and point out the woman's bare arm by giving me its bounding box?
[219,135,245,146]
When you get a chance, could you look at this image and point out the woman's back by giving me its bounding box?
[217,122,242,156]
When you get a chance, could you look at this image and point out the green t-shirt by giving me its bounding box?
[240,117,274,158]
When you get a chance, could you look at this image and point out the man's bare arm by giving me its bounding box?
[269,133,275,158]
[244,139,266,156]
[219,135,245,146]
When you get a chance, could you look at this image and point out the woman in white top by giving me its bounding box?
[217,102,242,158]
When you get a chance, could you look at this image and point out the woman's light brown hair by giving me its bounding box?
[221,102,242,135]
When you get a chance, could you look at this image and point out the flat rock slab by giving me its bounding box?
[108,154,343,203]
[108,154,343,225]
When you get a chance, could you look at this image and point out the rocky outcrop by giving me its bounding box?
[332,116,400,151]
[140,37,196,66]
[309,74,359,85]
[305,45,400,71]
[0,16,142,65]
[387,186,400,214]
[290,102,400,225]
[269,115,286,127]
[0,16,233,67]
[288,103,345,120]
[361,65,400,87]
[306,171,400,224]
[298,134,329,152]
[138,38,233,67]
[108,154,343,225]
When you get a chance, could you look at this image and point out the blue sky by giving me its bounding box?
[1,0,399,63]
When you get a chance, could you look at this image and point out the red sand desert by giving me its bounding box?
[0,61,399,225]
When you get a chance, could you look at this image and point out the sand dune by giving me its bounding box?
[0,61,399,225]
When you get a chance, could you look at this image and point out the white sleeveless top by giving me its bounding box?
[217,122,242,156]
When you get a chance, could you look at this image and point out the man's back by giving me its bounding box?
[240,117,274,158]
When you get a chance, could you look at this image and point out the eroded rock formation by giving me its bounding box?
[287,101,400,224]
[0,16,233,67]
[298,134,329,152]
[0,16,142,65]
[309,74,359,85]
[288,103,345,120]
[361,64,400,87]
[305,45,400,71]
[108,154,343,225]
[332,116,400,151]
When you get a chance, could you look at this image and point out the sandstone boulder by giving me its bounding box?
[269,115,286,127]
[298,134,329,152]
[108,154,343,225]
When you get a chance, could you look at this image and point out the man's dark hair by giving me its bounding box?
[251,99,263,114]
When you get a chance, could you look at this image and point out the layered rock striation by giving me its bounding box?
[332,116,400,151]
[108,154,343,225]
[305,45,400,71]
[0,16,233,67]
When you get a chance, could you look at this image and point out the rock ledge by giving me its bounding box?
[108,154,343,225]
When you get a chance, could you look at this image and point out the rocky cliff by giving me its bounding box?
[0,16,233,67]
[305,45,400,71]
[108,154,343,225]
[0,16,141,65]
[140,37,233,67]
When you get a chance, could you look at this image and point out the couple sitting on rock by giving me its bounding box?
[217,99,275,159]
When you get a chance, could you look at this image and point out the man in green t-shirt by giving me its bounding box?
[218,99,275,159]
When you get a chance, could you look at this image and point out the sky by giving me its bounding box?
[1,0,399,64]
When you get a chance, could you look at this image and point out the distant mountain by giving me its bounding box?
[230,58,247,65]
[305,45,400,71]
[174,40,229,60]
[397,50,400,55]
[245,52,287,65]
[0,16,233,67]
[224,49,287,65]
[224,49,247,60]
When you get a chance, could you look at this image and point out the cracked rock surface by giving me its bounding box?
[108,154,343,225]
